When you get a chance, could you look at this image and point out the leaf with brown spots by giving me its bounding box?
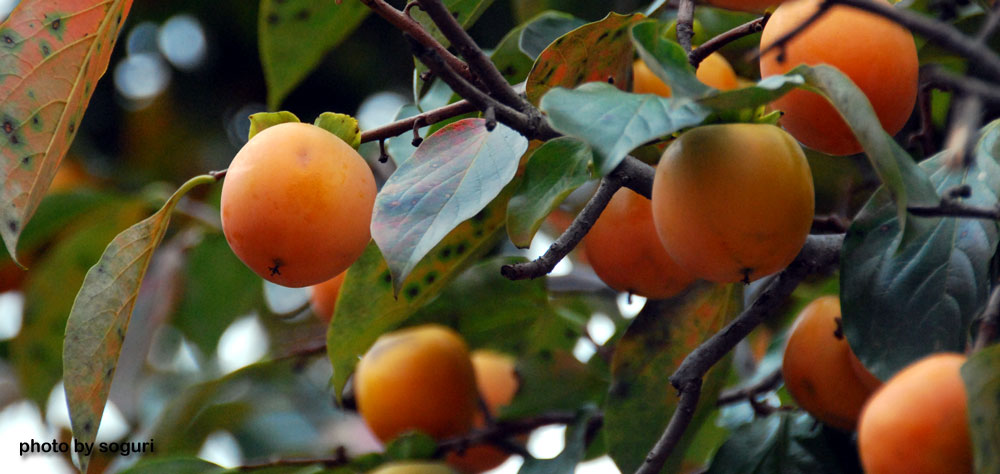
[62,174,216,473]
[605,282,742,473]
[0,0,134,263]
[524,12,644,105]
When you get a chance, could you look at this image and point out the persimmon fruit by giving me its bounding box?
[782,296,880,431]
[584,188,695,299]
[633,52,739,98]
[220,122,376,288]
[355,324,478,443]
[703,0,784,12]
[651,123,814,283]
[310,271,346,323]
[760,0,918,155]
[447,350,520,473]
[857,353,972,474]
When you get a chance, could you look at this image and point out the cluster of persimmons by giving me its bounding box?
[212,0,975,471]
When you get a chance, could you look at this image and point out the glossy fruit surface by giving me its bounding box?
[221,122,376,287]
[632,52,739,97]
[355,324,477,442]
[651,124,814,283]
[310,271,346,323]
[858,353,972,474]
[760,0,918,155]
[584,188,695,298]
[782,296,880,431]
[447,351,520,473]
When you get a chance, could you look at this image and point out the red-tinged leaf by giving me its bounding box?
[0,0,133,262]
[62,174,216,473]
[524,12,644,105]
[605,282,743,473]
[371,118,528,292]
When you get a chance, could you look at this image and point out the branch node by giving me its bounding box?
[378,138,390,163]
[484,105,497,131]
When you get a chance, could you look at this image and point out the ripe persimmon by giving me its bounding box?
[310,271,346,323]
[651,123,813,283]
[760,0,918,155]
[782,296,880,431]
[221,122,376,288]
[355,324,478,443]
[584,188,695,299]
[857,353,972,474]
[633,52,739,97]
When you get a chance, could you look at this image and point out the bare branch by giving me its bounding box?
[690,15,769,68]
[635,380,701,474]
[717,368,783,406]
[676,0,696,53]
[360,100,477,145]
[921,65,1000,106]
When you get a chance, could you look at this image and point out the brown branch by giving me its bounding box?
[416,0,532,113]
[359,0,475,83]
[811,214,848,234]
[716,368,783,406]
[676,0,696,53]
[975,1,1000,44]
[973,284,1000,352]
[690,15,769,68]
[638,234,844,474]
[921,65,1000,106]
[360,99,478,145]
[907,185,1000,220]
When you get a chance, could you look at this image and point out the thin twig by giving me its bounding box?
[416,0,532,113]
[921,65,1000,106]
[716,368,783,406]
[638,234,844,473]
[974,0,1000,44]
[359,0,476,83]
[942,94,984,169]
[436,411,603,456]
[973,284,1000,352]
[676,0,696,53]
[907,185,1000,220]
[690,15,769,68]
[756,0,833,62]
[360,100,477,144]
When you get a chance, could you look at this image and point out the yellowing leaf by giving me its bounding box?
[0,0,134,262]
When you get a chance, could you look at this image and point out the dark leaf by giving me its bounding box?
[962,345,1000,474]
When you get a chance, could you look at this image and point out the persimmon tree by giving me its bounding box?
[0,0,999,473]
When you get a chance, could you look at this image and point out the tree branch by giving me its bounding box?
[921,65,1000,106]
[638,234,844,473]
[907,185,1000,220]
[676,0,696,53]
[360,99,477,145]
[690,15,769,68]
[359,0,476,83]
[716,368,783,406]
[415,0,532,113]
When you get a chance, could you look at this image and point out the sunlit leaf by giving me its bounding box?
[540,82,710,175]
[605,282,742,473]
[963,345,1000,474]
[248,111,300,140]
[0,0,134,262]
[371,118,527,290]
[63,174,217,472]
[258,0,368,110]
[525,13,644,105]
[706,412,863,474]
[506,137,592,248]
[630,21,709,99]
[842,120,1000,380]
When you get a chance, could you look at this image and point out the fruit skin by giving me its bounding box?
[760,0,918,156]
[583,188,695,299]
[633,52,739,98]
[220,122,376,288]
[782,296,880,431]
[369,462,458,474]
[651,124,814,283]
[447,351,520,473]
[356,324,478,443]
[310,271,346,323]
[858,353,972,474]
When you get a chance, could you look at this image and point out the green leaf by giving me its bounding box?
[258,0,368,110]
[500,351,606,419]
[605,282,742,473]
[10,197,145,408]
[507,137,592,248]
[117,457,225,474]
[518,11,587,59]
[630,21,709,99]
[248,111,300,140]
[842,121,1000,380]
[63,174,217,473]
[519,406,601,474]
[172,232,264,357]
[525,13,644,105]
[384,432,438,461]
[962,345,1000,474]
[0,0,134,262]
[706,412,863,474]
[539,82,711,175]
[799,65,938,242]
[371,118,528,291]
[314,112,361,149]
[698,73,805,111]
[328,195,511,400]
